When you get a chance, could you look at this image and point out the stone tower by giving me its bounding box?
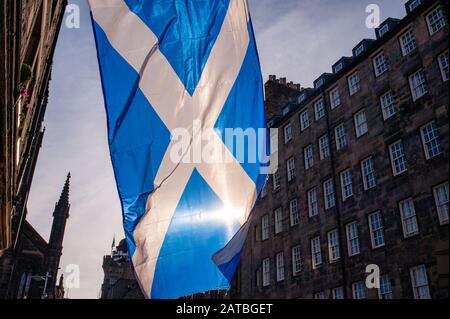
[44,173,71,298]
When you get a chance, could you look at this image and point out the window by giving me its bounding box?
[308,188,319,217]
[300,110,310,131]
[378,24,389,37]
[289,199,299,226]
[297,93,306,104]
[282,106,290,116]
[328,229,340,262]
[311,237,322,269]
[373,52,389,77]
[421,121,442,159]
[329,87,341,109]
[379,275,393,299]
[255,268,262,288]
[438,50,449,81]
[399,30,417,56]
[340,169,353,200]
[260,184,267,199]
[426,7,447,35]
[262,258,270,287]
[273,169,281,191]
[409,0,421,11]
[304,145,314,170]
[284,123,293,144]
[380,90,397,120]
[276,252,285,282]
[368,211,385,248]
[410,265,431,299]
[389,140,407,176]
[348,71,361,96]
[335,124,347,150]
[261,215,269,241]
[409,69,428,101]
[361,157,377,190]
[334,62,344,73]
[332,287,345,299]
[354,110,368,138]
[274,208,283,234]
[292,245,302,275]
[323,179,336,210]
[314,99,325,120]
[433,182,449,225]
[399,198,419,237]
[287,157,296,182]
[355,45,365,56]
[314,291,326,299]
[318,134,330,160]
[352,281,366,299]
[315,78,324,89]
[346,222,360,256]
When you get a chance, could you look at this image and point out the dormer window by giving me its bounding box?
[378,24,390,37]
[355,45,365,56]
[297,94,306,104]
[282,106,290,116]
[315,79,324,89]
[334,62,344,73]
[409,0,421,11]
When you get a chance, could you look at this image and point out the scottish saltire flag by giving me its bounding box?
[89,0,268,298]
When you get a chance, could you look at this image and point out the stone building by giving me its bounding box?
[0,0,68,298]
[100,239,145,299]
[231,0,449,299]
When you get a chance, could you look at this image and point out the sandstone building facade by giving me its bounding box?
[231,0,449,299]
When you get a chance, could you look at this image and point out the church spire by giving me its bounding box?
[56,172,71,215]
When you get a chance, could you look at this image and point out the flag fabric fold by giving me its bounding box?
[89,0,268,299]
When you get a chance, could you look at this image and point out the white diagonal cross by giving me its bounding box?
[90,0,257,297]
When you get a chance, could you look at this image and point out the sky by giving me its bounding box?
[27,0,407,299]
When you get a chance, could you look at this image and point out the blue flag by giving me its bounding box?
[89,0,268,298]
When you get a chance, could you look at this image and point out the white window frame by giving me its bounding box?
[410,265,431,299]
[433,182,449,225]
[335,124,347,150]
[346,222,360,256]
[378,24,389,37]
[348,71,361,96]
[409,0,421,11]
[308,188,319,217]
[399,29,417,56]
[318,134,330,161]
[274,208,283,234]
[426,7,447,35]
[304,145,314,170]
[420,121,442,160]
[399,198,420,238]
[334,62,344,73]
[289,198,299,226]
[323,179,336,210]
[409,69,428,101]
[438,50,449,82]
[352,281,366,299]
[354,110,368,138]
[389,140,408,176]
[327,229,341,263]
[284,123,293,144]
[287,157,296,182]
[273,169,281,191]
[378,275,393,299]
[368,211,385,249]
[340,169,353,201]
[300,110,310,131]
[262,258,270,287]
[311,236,322,269]
[361,157,377,190]
[332,287,344,299]
[314,99,325,120]
[373,52,389,77]
[292,245,302,275]
[355,45,365,56]
[276,252,285,282]
[261,215,269,241]
[380,90,397,120]
[329,87,341,109]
